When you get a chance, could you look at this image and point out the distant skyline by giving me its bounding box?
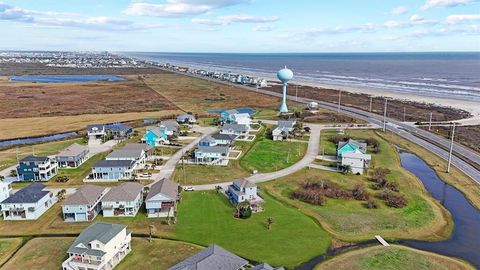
[0,0,479,52]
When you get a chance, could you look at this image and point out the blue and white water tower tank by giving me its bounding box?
[277,66,293,113]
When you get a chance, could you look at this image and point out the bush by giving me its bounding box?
[352,185,370,201]
[377,191,408,208]
[371,168,391,182]
[365,199,379,209]
[292,189,326,205]
[56,176,70,183]
[239,206,252,219]
[9,170,17,177]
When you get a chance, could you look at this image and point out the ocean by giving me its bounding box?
[124,52,480,102]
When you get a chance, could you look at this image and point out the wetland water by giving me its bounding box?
[9,75,124,83]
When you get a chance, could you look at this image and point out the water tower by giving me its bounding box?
[277,66,294,113]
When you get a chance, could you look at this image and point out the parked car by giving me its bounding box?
[183,186,195,191]
[141,173,152,177]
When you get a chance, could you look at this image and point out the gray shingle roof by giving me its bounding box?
[93,160,135,168]
[102,182,143,202]
[67,222,127,257]
[160,120,179,131]
[168,244,248,270]
[63,185,106,206]
[196,146,230,154]
[86,124,105,132]
[278,120,296,130]
[212,134,236,141]
[147,126,166,137]
[233,179,256,189]
[177,114,196,122]
[199,135,216,144]
[1,183,49,204]
[252,263,285,270]
[146,178,178,201]
[123,143,153,152]
[221,124,248,132]
[106,149,144,159]
[20,156,49,162]
[56,143,88,158]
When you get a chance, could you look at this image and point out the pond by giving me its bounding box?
[0,132,78,149]
[295,152,480,269]
[9,75,125,83]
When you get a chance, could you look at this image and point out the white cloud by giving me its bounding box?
[446,14,480,24]
[125,0,250,17]
[422,0,475,10]
[387,6,408,15]
[192,14,279,25]
[252,25,273,32]
[0,2,161,31]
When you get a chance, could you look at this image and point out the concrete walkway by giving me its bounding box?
[308,163,340,172]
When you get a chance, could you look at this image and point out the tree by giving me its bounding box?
[342,165,353,175]
[234,201,251,219]
[215,185,222,194]
[267,217,274,230]
[56,189,67,201]
[9,170,17,177]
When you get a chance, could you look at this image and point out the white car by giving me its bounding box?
[183,186,195,191]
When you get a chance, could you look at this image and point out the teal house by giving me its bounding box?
[336,139,367,157]
[143,127,169,146]
[220,109,239,124]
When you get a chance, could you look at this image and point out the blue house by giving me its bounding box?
[227,179,261,204]
[143,127,169,146]
[220,109,239,124]
[17,156,58,181]
[91,160,135,181]
[62,185,107,222]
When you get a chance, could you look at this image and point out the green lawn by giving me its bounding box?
[315,245,475,270]
[116,238,201,270]
[241,138,307,173]
[263,129,452,242]
[0,238,23,266]
[0,138,84,171]
[173,191,331,269]
[172,161,250,185]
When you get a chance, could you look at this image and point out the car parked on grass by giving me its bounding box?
[183,186,195,191]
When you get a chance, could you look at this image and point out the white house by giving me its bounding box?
[220,124,250,137]
[0,183,55,220]
[227,179,262,205]
[341,151,372,175]
[62,223,132,270]
[194,146,230,165]
[101,182,144,217]
[0,181,12,216]
[91,160,135,181]
[86,124,106,140]
[176,113,197,124]
[145,179,179,218]
[232,113,252,126]
[106,148,146,170]
[62,185,107,222]
[272,120,296,141]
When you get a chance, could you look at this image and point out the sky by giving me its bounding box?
[0,0,479,52]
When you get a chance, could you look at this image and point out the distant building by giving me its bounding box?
[56,143,89,168]
[0,181,12,215]
[0,183,55,220]
[220,124,249,137]
[272,120,296,141]
[86,124,106,140]
[86,123,133,141]
[212,133,236,146]
[101,182,144,217]
[17,156,58,181]
[231,113,252,126]
[176,113,197,124]
[168,244,248,270]
[227,179,261,205]
[145,179,179,218]
[106,148,146,170]
[220,109,239,124]
[143,126,169,146]
[61,223,132,270]
[337,139,371,175]
[62,185,107,222]
[91,160,135,181]
[198,135,217,147]
[159,120,180,136]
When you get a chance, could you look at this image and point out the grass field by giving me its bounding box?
[241,138,307,173]
[172,161,250,185]
[377,131,480,210]
[173,191,331,269]
[0,137,84,171]
[263,129,452,242]
[1,237,70,270]
[116,238,201,270]
[0,76,177,118]
[315,245,475,270]
[0,238,22,266]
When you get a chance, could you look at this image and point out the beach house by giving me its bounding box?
[0,183,55,220]
[159,120,179,136]
[17,156,58,181]
[227,179,261,205]
[0,181,12,214]
[272,119,296,141]
[106,148,146,170]
[337,139,371,175]
[168,244,248,270]
[61,223,132,270]
[220,124,250,137]
[91,160,135,181]
[143,126,169,146]
[123,143,154,160]
[86,124,106,140]
[62,185,107,222]
[231,113,252,126]
[198,135,217,147]
[56,143,89,168]
[194,146,230,165]
[220,109,239,124]
[86,123,133,141]
[145,178,179,218]
[101,182,144,217]
[176,113,197,124]
[212,134,236,146]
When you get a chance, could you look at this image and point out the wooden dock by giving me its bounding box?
[375,235,390,247]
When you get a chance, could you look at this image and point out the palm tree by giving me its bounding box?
[56,189,67,201]
[342,165,353,175]
[267,217,274,230]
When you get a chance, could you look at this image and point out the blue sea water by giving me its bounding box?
[124,52,480,102]
[9,75,124,83]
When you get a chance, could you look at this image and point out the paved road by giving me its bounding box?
[151,125,217,186]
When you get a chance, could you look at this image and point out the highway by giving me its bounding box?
[156,67,480,185]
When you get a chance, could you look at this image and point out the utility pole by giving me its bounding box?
[447,123,456,173]
[403,107,406,122]
[383,99,388,132]
[337,90,342,113]
[369,96,373,112]
[429,112,433,131]
[295,85,298,102]
[181,151,186,183]
[16,147,19,163]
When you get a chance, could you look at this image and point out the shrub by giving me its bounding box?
[292,189,326,205]
[371,168,391,182]
[239,206,252,219]
[365,199,379,209]
[56,176,70,183]
[352,185,370,201]
[377,191,408,208]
